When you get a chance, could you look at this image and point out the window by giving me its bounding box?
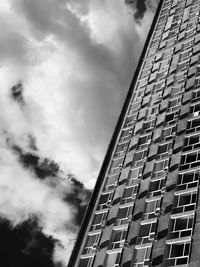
[109,157,124,174]
[119,129,131,142]
[171,85,184,97]
[168,215,194,239]
[91,211,108,231]
[132,150,148,167]
[142,119,155,133]
[180,150,200,170]
[152,159,169,178]
[182,39,193,49]
[176,60,189,72]
[160,59,171,69]
[151,93,162,105]
[79,256,94,267]
[104,175,118,191]
[185,29,194,38]
[166,38,175,47]
[137,220,157,244]
[83,233,101,254]
[110,228,127,249]
[132,90,145,101]
[128,101,141,115]
[137,77,149,88]
[133,246,152,267]
[176,171,199,191]
[104,252,121,267]
[137,134,151,149]
[195,78,200,87]
[165,111,179,125]
[146,105,159,119]
[179,50,191,61]
[183,134,200,152]
[157,70,168,80]
[196,66,200,76]
[148,177,166,198]
[124,115,135,128]
[187,117,200,134]
[116,205,133,225]
[168,97,181,112]
[153,81,165,93]
[161,125,176,141]
[127,167,142,185]
[114,142,128,157]
[97,191,114,210]
[164,242,191,266]
[140,69,151,79]
[121,186,137,204]
[143,198,162,220]
[190,103,200,117]
[173,192,197,214]
[156,142,173,159]
[175,71,187,83]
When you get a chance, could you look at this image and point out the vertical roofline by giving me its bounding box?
[67,1,164,266]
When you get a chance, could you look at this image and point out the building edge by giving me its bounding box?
[67,1,164,266]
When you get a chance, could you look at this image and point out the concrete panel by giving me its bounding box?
[156,112,166,127]
[143,160,154,179]
[120,166,131,182]
[138,108,147,121]
[99,227,113,251]
[93,251,105,267]
[177,119,187,135]
[148,143,158,160]
[186,76,195,91]
[153,127,162,142]
[142,94,151,106]
[163,86,172,98]
[129,135,139,150]
[180,103,190,119]
[173,135,184,152]
[160,99,169,112]
[170,152,181,171]
[134,121,143,134]
[182,91,192,104]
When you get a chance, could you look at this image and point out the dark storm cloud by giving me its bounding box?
[12,144,60,179]
[10,82,25,105]
[135,0,147,19]
[11,141,91,225]
[0,218,55,267]
[66,176,92,225]
[0,138,91,266]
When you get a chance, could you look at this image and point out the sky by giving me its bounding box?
[0,0,157,266]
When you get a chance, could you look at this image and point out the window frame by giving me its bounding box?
[109,227,128,250]
[90,211,108,231]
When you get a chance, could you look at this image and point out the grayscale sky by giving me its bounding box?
[0,0,157,266]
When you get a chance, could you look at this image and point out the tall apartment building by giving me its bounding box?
[68,0,200,266]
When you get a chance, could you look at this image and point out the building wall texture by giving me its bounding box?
[68,0,200,266]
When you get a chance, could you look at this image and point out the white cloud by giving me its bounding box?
[0,0,156,264]
[0,136,76,264]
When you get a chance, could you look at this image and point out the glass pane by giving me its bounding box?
[174,218,187,231]
[171,244,184,257]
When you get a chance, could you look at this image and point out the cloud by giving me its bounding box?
[0,0,157,265]
[1,0,155,189]
[0,138,76,264]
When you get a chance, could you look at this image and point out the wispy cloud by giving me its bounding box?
[0,0,156,265]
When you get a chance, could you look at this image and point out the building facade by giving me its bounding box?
[68,0,200,266]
